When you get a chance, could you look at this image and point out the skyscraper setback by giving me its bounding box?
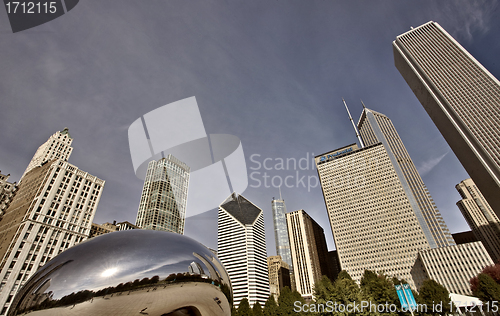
[393,21,500,218]
[135,155,190,234]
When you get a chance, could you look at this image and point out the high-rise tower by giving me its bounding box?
[393,21,500,218]
[135,155,190,234]
[456,178,500,263]
[20,128,73,181]
[286,209,332,300]
[271,195,292,270]
[358,107,454,247]
[217,193,269,308]
[316,144,431,287]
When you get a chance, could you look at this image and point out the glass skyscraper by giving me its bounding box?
[271,197,293,270]
[135,155,190,234]
[393,21,500,218]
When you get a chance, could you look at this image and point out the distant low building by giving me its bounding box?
[267,255,291,300]
[89,221,118,238]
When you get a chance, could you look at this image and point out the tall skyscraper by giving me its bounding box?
[393,21,500,218]
[0,159,104,315]
[316,143,431,287]
[456,178,500,263]
[20,128,73,181]
[286,209,332,300]
[358,107,454,247]
[135,155,190,234]
[217,193,269,308]
[271,195,293,270]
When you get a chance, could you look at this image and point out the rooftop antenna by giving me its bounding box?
[279,185,283,201]
[343,98,365,148]
[360,99,367,109]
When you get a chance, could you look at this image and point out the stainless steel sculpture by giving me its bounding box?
[9,230,232,316]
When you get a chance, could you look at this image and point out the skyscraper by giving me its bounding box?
[217,193,269,308]
[358,107,454,247]
[286,209,332,300]
[315,143,431,287]
[135,155,190,234]
[0,159,104,315]
[0,172,17,220]
[20,128,73,181]
[271,196,292,270]
[456,178,500,263]
[393,21,500,218]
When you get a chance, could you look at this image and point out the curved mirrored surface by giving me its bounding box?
[9,230,232,316]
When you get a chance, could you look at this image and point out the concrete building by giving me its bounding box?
[116,221,140,231]
[456,178,500,263]
[267,255,291,300]
[286,209,332,300]
[417,242,493,295]
[358,107,454,247]
[89,221,118,238]
[0,173,17,221]
[217,193,269,308]
[135,155,189,234]
[394,21,500,218]
[316,143,431,288]
[0,159,104,315]
[20,128,73,182]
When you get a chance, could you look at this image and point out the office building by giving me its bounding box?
[456,178,500,262]
[271,196,293,270]
[417,242,493,295]
[0,159,104,315]
[20,128,73,181]
[316,143,431,287]
[0,173,17,220]
[327,250,341,281]
[286,209,332,300]
[116,221,140,231]
[135,155,190,234]
[267,255,291,300]
[394,21,500,218]
[358,107,454,247]
[217,193,269,308]
[89,221,118,238]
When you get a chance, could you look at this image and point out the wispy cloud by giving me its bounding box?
[431,0,498,42]
[417,151,449,177]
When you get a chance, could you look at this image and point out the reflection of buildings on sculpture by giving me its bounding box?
[456,178,500,263]
[0,159,104,315]
[218,193,269,308]
[135,155,190,234]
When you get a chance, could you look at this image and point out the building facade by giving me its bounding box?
[456,178,500,263]
[20,128,73,182]
[217,193,269,308]
[271,197,293,270]
[135,155,190,234]
[417,242,493,295]
[286,209,332,300]
[358,107,454,247]
[0,173,17,221]
[394,21,500,218]
[0,160,104,315]
[89,222,119,238]
[316,143,431,288]
[267,255,291,300]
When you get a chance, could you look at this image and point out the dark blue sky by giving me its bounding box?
[1,0,499,253]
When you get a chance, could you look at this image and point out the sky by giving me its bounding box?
[1,0,499,254]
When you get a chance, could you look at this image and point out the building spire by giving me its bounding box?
[279,185,282,201]
[342,98,364,148]
[361,99,367,109]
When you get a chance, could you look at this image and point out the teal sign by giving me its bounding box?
[395,284,417,311]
